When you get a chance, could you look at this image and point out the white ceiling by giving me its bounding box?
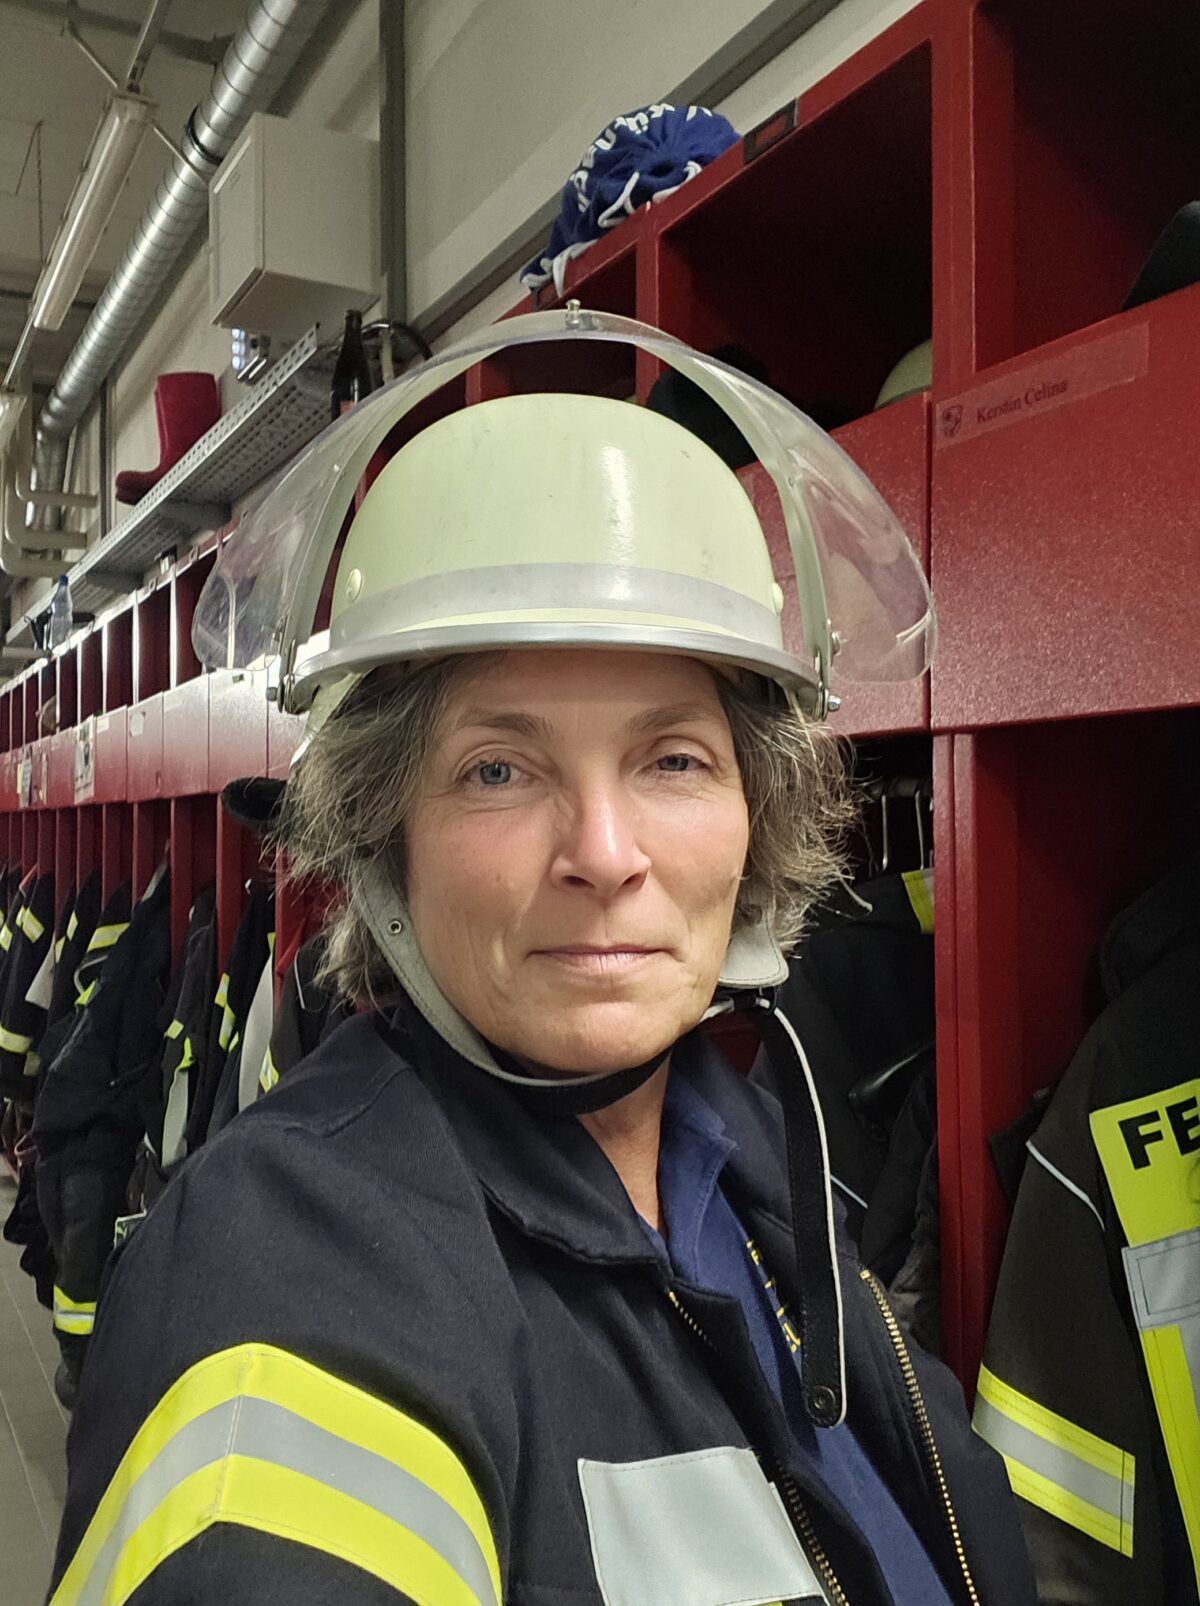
[0,0,251,389]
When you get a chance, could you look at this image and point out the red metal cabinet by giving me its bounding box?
[92,712,128,805]
[162,680,210,796]
[208,670,268,792]
[126,696,165,801]
[932,294,1200,727]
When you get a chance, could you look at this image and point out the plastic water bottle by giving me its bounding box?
[48,574,72,650]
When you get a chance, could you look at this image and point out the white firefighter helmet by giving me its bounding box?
[193,307,933,725]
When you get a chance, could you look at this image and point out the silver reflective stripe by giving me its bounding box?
[160,1060,190,1169]
[1123,1228,1200,1414]
[972,1394,1133,1529]
[1025,1141,1105,1232]
[74,1395,498,1606]
[1123,1227,1200,1329]
[333,562,781,651]
[578,1447,828,1606]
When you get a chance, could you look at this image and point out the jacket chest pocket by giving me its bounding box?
[577,1446,829,1606]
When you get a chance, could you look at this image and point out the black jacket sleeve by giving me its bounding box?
[50,1096,514,1605]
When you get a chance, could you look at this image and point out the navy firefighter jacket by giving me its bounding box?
[49,1006,1036,1606]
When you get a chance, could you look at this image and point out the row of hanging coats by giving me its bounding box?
[0,835,347,1408]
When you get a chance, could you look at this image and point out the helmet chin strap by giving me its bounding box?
[355,864,787,1111]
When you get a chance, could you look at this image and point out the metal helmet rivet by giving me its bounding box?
[388,918,404,936]
[771,582,786,615]
[346,568,363,602]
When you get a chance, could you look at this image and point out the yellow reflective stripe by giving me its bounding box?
[0,923,12,951]
[55,935,66,961]
[178,1036,194,1073]
[901,867,934,935]
[54,1286,98,1314]
[50,1343,501,1606]
[260,1047,280,1093]
[164,1019,184,1041]
[23,1051,39,1080]
[1141,1322,1200,1576]
[75,979,98,1007]
[977,1366,1132,1485]
[87,921,128,954]
[0,1024,33,1054]
[67,910,79,940]
[975,1365,1135,1556]
[215,973,237,1051]
[16,905,45,943]
[53,1286,97,1337]
[1092,1079,1200,1577]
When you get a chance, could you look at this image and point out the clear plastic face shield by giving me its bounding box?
[192,306,933,720]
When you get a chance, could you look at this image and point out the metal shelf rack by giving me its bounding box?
[8,325,336,641]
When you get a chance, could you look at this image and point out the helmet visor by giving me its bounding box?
[192,309,933,697]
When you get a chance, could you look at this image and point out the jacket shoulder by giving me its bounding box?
[52,1011,513,1605]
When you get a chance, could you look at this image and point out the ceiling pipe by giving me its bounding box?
[29,0,339,531]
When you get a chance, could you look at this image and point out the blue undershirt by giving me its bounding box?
[639,1072,953,1606]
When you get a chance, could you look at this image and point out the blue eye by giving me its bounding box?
[657,753,695,773]
[477,761,512,786]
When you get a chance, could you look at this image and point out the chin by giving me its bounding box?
[509,999,695,1076]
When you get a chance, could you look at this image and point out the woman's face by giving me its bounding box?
[406,649,750,1073]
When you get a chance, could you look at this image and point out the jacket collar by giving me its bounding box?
[381,1005,796,1270]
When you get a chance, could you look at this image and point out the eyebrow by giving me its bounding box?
[448,702,720,741]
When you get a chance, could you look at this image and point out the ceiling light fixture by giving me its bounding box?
[29,89,156,333]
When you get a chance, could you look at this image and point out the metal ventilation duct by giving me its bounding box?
[30,0,338,527]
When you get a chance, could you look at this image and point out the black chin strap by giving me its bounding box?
[485,1044,668,1117]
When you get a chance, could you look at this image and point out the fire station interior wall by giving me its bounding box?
[11,0,917,625]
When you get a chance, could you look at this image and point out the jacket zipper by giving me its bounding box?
[666,1288,851,1606]
[858,1268,981,1606]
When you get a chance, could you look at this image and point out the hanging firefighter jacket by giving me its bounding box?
[752,867,938,1291]
[0,870,31,1029]
[46,868,103,1035]
[137,885,217,1208]
[179,883,273,1155]
[206,932,275,1139]
[0,879,83,1307]
[34,868,171,1400]
[975,855,1200,1606]
[0,870,55,1103]
[257,930,350,1096]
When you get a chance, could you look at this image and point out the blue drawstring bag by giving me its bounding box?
[522,103,739,295]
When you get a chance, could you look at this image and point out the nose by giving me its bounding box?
[549,776,651,899]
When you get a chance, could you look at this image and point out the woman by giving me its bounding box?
[49,324,1034,1605]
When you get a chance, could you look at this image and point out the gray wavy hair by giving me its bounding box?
[277,655,857,1004]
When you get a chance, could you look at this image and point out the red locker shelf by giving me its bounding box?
[650,7,935,431]
[267,702,303,781]
[952,0,1200,375]
[92,711,128,805]
[931,290,1200,728]
[47,731,74,809]
[209,669,269,792]
[162,679,210,796]
[126,696,165,801]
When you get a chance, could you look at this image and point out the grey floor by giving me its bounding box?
[0,1171,69,1606]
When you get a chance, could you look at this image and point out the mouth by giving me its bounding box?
[533,946,667,972]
